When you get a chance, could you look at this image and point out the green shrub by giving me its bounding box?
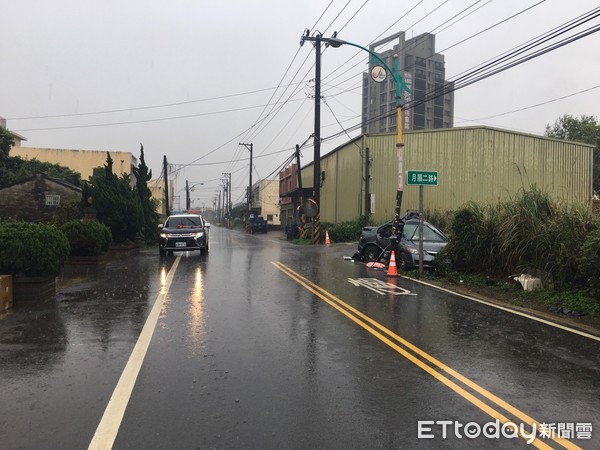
[61,220,112,256]
[321,216,367,243]
[50,199,83,227]
[0,221,69,276]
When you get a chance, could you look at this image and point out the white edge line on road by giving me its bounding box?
[88,256,181,450]
[404,275,600,342]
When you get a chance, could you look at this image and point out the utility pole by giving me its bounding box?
[365,147,371,218]
[185,180,190,210]
[217,190,222,224]
[222,173,231,228]
[163,155,170,216]
[300,32,411,253]
[240,142,253,232]
[228,172,232,229]
[221,177,227,227]
[296,144,307,239]
[312,33,322,244]
[300,30,332,244]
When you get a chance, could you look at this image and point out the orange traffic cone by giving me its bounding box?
[387,250,398,277]
[325,230,331,246]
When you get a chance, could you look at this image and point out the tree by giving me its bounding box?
[132,144,160,243]
[0,125,15,159]
[545,114,600,192]
[83,152,143,243]
[0,125,82,188]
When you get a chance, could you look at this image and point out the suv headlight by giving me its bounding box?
[160,232,167,238]
[194,231,205,238]
[406,246,419,254]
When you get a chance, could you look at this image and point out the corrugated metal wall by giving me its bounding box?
[302,127,593,225]
[301,136,366,223]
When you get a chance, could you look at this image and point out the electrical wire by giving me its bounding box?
[14,97,306,132]
[455,84,600,124]
[337,6,600,140]
[321,20,600,143]
[7,83,305,121]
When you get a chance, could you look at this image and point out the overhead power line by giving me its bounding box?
[455,84,600,123]
[8,83,305,121]
[321,11,600,143]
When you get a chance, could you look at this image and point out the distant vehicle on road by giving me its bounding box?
[357,216,447,269]
[250,216,268,234]
[159,214,209,256]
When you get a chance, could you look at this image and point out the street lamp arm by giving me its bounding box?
[329,39,392,77]
[302,35,412,105]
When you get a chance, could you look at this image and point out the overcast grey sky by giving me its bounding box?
[1,0,599,208]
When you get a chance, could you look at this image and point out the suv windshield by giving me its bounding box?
[165,216,202,228]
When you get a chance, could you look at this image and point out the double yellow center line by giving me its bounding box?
[272,261,581,450]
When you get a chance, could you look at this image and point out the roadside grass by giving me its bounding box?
[520,289,599,317]
[434,271,599,317]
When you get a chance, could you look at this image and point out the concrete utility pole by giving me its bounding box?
[240,142,253,233]
[300,30,324,244]
[222,173,231,228]
[218,190,222,224]
[163,155,170,216]
[365,147,371,218]
[185,180,190,210]
[300,31,411,251]
[295,144,307,239]
[228,172,232,228]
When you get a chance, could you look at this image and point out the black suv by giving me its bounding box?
[357,216,447,269]
[159,214,209,256]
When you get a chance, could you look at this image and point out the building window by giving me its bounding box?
[267,214,273,221]
[46,194,60,206]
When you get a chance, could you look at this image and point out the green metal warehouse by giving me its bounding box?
[300,126,594,224]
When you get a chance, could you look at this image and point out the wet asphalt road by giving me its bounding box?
[0,226,599,449]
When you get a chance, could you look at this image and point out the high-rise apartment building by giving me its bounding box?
[361,31,454,134]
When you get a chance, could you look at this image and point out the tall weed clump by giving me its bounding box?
[441,187,597,289]
[496,188,555,277]
[439,202,501,275]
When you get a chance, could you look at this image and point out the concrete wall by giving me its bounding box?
[252,179,281,225]
[11,147,137,182]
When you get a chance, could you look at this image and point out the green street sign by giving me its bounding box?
[406,170,438,186]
